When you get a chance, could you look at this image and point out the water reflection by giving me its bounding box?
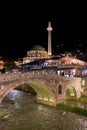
[0,89,87,130]
[7,89,22,100]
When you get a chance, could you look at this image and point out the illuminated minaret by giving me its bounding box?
[47,22,53,56]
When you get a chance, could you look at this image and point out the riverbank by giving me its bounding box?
[56,103,87,117]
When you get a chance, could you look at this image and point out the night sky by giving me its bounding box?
[1,3,87,60]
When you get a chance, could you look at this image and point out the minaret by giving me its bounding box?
[47,22,53,56]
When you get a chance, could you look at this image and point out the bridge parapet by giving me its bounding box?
[0,72,81,84]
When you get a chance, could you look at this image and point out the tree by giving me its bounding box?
[4,60,18,72]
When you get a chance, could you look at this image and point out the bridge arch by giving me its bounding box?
[64,86,77,100]
[27,81,56,102]
[1,79,56,106]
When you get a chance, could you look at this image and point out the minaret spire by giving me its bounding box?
[47,22,53,56]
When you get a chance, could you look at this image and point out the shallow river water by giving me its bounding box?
[0,89,87,130]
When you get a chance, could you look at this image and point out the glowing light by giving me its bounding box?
[70,93,75,96]
[44,97,48,100]
[49,99,54,102]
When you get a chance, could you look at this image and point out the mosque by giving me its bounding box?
[18,22,87,76]
[23,22,52,64]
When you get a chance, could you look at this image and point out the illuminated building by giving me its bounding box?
[23,45,48,64]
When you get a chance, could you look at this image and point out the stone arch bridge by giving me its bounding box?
[0,72,82,106]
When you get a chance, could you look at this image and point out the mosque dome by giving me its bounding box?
[27,45,48,59]
[31,45,45,51]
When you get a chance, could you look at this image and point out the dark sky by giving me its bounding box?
[1,3,87,60]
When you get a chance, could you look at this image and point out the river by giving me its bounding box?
[0,89,87,130]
